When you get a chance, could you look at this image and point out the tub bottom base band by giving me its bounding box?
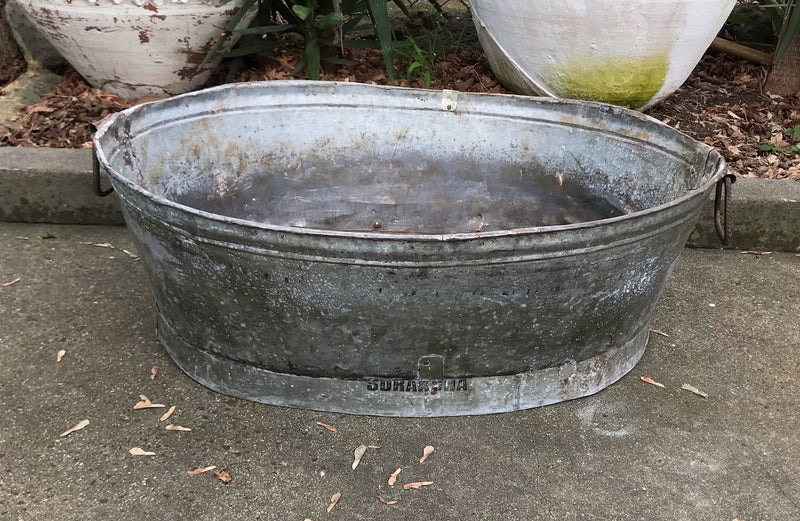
[157,317,649,417]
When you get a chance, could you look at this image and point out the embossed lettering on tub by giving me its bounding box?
[365,378,468,392]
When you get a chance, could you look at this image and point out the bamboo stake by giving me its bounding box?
[710,37,773,66]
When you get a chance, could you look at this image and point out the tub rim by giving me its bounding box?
[93,80,727,243]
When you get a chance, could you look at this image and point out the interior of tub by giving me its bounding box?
[97,84,717,234]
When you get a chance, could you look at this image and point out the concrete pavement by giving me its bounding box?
[1,223,798,520]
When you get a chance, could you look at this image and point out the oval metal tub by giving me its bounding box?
[94,81,726,416]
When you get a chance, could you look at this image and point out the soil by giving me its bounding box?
[1,21,798,180]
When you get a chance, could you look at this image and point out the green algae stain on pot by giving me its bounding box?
[548,54,670,109]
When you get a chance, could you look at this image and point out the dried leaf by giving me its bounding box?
[41,232,57,239]
[129,447,156,456]
[166,424,191,432]
[78,241,115,249]
[640,376,666,389]
[648,328,669,338]
[316,421,336,432]
[419,445,434,464]
[150,366,158,380]
[377,496,399,505]
[681,383,709,398]
[352,444,367,470]
[214,469,232,483]
[160,405,176,422]
[727,145,742,156]
[327,492,342,512]
[188,465,217,475]
[122,249,140,260]
[1,277,21,287]
[133,394,166,409]
[388,467,401,486]
[56,349,66,362]
[60,419,89,437]
[28,105,57,114]
[403,481,434,490]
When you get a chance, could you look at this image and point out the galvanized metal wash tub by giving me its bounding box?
[94,81,727,416]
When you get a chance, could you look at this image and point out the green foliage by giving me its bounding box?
[203,0,278,68]
[785,125,800,140]
[206,0,408,80]
[774,0,800,65]
[397,35,433,88]
[760,126,800,154]
[755,0,789,35]
[205,0,458,81]
[726,0,798,64]
[759,143,790,153]
[367,0,395,78]
[393,16,464,88]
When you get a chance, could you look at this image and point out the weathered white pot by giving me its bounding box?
[470,0,736,109]
[16,0,257,97]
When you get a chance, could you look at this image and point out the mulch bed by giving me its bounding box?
[1,46,798,180]
[647,52,800,180]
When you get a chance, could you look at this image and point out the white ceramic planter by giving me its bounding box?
[471,0,736,109]
[16,0,257,97]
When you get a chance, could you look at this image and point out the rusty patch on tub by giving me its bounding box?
[558,356,607,397]
[143,2,159,12]
[138,29,150,44]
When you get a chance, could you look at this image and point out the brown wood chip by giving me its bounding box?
[214,469,232,483]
